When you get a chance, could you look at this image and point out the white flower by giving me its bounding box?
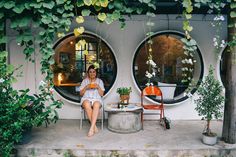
[220,40,226,48]
[0,78,4,83]
[214,15,225,21]
[149,60,157,67]
[213,38,217,42]
[146,82,150,86]
[39,80,46,87]
[2,88,6,93]
[145,71,153,79]
[213,41,218,47]
[146,59,157,68]
[188,59,193,65]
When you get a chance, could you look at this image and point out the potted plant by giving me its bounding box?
[116,87,132,105]
[194,65,224,145]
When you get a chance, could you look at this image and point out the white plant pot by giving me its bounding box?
[202,133,217,145]
[158,82,177,100]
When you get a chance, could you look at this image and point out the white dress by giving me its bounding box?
[79,77,105,105]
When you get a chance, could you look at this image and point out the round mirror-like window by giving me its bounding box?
[133,31,203,104]
[53,32,117,102]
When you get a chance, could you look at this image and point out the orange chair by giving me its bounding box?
[141,86,165,129]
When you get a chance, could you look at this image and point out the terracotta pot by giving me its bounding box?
[120,94,130,104]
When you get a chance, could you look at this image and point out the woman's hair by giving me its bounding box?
[87,65,97,77]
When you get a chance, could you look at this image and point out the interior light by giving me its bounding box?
[70,41,74,45]
[58,73,63,84]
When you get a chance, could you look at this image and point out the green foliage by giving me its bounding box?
[194,65,224,135]
[116,87,132,95]
[0,51,63,157]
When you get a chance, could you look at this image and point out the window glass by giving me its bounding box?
[133,32,203,104]
[53,33,117,102]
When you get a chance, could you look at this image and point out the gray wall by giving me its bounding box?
[8,14,227,120]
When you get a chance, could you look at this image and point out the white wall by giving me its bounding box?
[8,14,227,120]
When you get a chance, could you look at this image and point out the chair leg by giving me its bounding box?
[101,106,104,130]
[80,107,83,130]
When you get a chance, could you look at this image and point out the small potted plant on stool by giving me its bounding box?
[194,65,224,145]
[116,87,132,106]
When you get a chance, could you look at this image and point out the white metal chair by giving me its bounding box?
[79,100,104,130]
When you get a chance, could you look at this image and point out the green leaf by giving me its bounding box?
[6,64,14,74]
[230,3,236,9]
[136,8,143,14]
[81,9,91,16]
[108,3,114,9]
[142,0,151,4]
[41,15,52,24]
[148,3,156,10]
[56,0,64,5]
[97,13,107,21]
[0,12,4,19]
[146,12,155,17]
[94,5,102,11]
[0,1,4,8]
[77,0,85,7]
[230,11,236,18]
[194,3,201,8]
[111,11,120,20]
[186,6,193,13]
[24,2,31,9]
[105,14,113,24]
[0,36,7,44]
[113,1,123,9]
[56,7,64,14]
[100,0,108,7]
[30,2,42,9]
[125,7,134,14]
[84,0,92,6]
[185,14,192,19]
[13,4,25,14]
[4,1,15,9]
[19,16,31,27]
[43,1,55,9]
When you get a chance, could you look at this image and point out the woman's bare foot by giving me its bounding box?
[87,128,94,137]
[94,126,99,133]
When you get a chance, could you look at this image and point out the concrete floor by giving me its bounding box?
[16,120,236,157]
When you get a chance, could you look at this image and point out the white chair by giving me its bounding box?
[79,100,104,130]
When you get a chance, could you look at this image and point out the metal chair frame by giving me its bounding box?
[141,86,166,129]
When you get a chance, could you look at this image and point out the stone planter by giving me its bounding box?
[202,133,217,145]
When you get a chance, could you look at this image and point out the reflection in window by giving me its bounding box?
[133,32,203,104]
[53,33,117,102]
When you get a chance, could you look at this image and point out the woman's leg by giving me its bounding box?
[82,100,92,122]
[90,101,101,133]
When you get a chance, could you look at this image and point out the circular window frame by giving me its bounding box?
[132,30,204,105]
[53,31,118,103]
[217,45,227,89]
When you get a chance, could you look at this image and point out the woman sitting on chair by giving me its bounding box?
[80,65,105,137]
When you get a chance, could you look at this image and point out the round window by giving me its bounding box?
[133,31,204,104]
[53,32,117,102]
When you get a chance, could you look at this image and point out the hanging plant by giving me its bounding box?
[181,0,197,85]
